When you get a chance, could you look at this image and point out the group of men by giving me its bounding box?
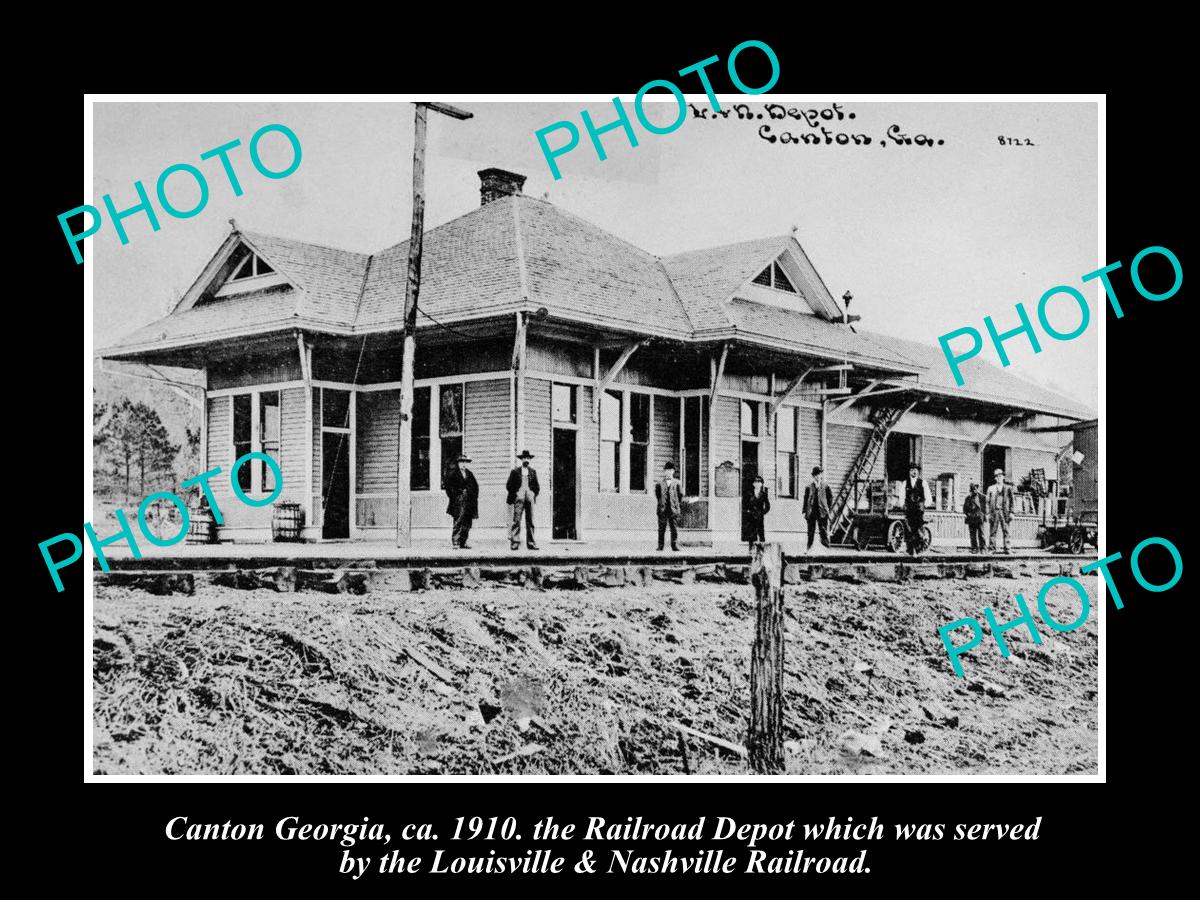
[443,450,540,550]
[444,453,1017,555]
[963,467,1016,553]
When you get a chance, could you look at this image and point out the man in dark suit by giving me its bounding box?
[505,450,540,551]
[963,482,986,553]
[803,466,834,550]
[444,454,479,549]
[654,461,683,551]
[904,463,931,555]
[744,474,771,546]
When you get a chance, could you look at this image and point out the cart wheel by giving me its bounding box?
[141,497,183,543]
[918,526,933,554]
[853,525,870,551]
[1069,530,1084,554]
[887,520,906,553]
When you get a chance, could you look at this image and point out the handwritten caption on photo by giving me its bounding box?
[534,39,780,180]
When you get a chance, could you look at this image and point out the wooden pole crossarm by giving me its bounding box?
[708,342,730,407]
[768,365,814,419]
[976,415,1014,453]
[421,102,473,120]
[591,339,646,421]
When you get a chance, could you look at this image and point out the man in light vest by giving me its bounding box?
[505,450,540,551]
[986,467,1015,554]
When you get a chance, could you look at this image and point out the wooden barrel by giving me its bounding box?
[186,505,217,544]
[272,501,305,542]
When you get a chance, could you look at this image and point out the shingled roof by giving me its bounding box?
[102,191,1091,419]
[858,329,1095,419]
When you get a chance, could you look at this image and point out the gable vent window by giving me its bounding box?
[752,260,798,293]
[772,262,796,293]
[230,252,275,281]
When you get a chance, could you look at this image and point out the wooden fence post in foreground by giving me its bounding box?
[749,542,786,774]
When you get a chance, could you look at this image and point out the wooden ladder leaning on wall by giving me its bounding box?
[827,405,906,545]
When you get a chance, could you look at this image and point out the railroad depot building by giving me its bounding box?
[101,168,1093,548]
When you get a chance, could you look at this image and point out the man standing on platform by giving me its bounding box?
[745,474,771,547]
[506,450,540,551]
[904,464,931,555]
[963,481,987,553]
[803,466,833,550]
[987,467,1014,554]
[655,461,683,551]
[444,455,479,549]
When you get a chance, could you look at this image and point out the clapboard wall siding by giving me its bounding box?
[921,435,979,512]
[826,422,873,500]
[578,384,599,533]
[311,388,322,528]
[523,378,553,536]
[467,378,513,529]
[355,390,399,494]
[711,395,742,482]
[653,395,680,475]
[1012,446,1057,487]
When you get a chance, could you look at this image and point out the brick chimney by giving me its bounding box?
[478,167,527,205]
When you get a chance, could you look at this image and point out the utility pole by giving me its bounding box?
[397,102,473,548]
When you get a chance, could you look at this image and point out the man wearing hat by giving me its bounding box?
[903,464,932,555]
[963,481,986,553]
[654,461,683,551]
[986,467,1014,554]
[506,450,541,551]
[803,466,833,550]
[744,474,771,546]
[444,454,479,549]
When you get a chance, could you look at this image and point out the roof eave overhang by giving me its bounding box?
[878,379,1092,421]
[692,327,922,376]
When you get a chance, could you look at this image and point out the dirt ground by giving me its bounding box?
[92,574,1098,775]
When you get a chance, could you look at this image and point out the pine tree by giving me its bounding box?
[97,399,181,502]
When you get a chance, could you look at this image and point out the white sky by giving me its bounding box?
[92,100,1098,404]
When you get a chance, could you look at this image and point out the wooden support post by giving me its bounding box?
[592,339,646,422]
[513,311,527,451]
[769,365,814,421]
[395,104,427,549]
[766,372,776,434]
[707,344,729,504]
[199,364,208,475]
[749,542,786,774]
[976,414,1013,453]
[820,400,828,470]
